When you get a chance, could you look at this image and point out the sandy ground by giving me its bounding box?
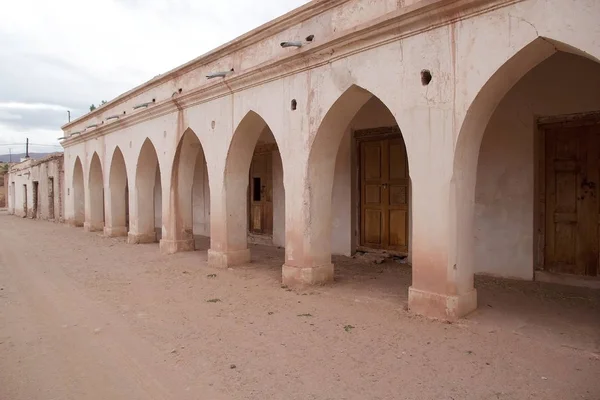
[0,212,599,400]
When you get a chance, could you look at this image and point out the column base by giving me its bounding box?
[67,218,84,227]
[282,263,334,287]
[160,238,195,254]
[103,226,128,237]
[408,286,477,321]
[127,232,157,244]
[207,249,251,268]
[83,221,104,232]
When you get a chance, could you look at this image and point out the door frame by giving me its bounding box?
[32,180,39,219]
[247,142,277,243]
[354,125,409,256]
[536,110,600,274]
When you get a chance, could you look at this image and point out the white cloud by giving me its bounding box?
[0,122,64,155]
[0,110,23,121]
[0,0,310,153]
[0,102,70,112]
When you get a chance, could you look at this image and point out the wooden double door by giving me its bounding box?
[360,134,409,253]
[544,122,600,277]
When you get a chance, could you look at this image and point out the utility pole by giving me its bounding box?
[67,110,71,123]
[25,138,29,159]
[9,148,11,163]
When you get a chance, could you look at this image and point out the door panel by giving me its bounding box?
[364,209,382,244]
[249,151,273,236]
[361,141,385,248]
[545,125,600,276]
[387,138,409,251]
[360,135,409,253]
[388,209,407,247]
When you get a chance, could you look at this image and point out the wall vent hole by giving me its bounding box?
[291,99,297,111]
[421,69,432,86]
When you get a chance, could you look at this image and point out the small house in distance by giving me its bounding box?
[7,153,64,221]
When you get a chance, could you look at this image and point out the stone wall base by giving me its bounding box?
[160,239,195,254]
[408,286,477,321]
[83,221,104,232]
[104,226,128,237]
[207,249,251,268]
[282,263,334,287]
[127,232,157,244]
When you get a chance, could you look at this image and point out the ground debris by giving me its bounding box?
[351,251,408,265]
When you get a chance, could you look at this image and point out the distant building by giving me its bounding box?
[0,165,7,208]
[7,153,64,221]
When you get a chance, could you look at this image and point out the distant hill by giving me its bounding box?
[0,152,61,162]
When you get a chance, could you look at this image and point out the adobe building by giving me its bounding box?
[0,169,7,208]
[53,0,600,320]
[7,154,64,221]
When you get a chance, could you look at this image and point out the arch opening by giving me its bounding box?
[169,129,211,251]
[87,152,105,232]
[455,39,600,288]
[305,85,411,281]
[107,147,129,237]
[217,111,285,266]
[72,157,84,227]
[132,138,162,243]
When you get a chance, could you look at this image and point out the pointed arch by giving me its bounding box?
[304,85,410,271]
[225,110,285,189]
[86,152,105,231]
[162,128,210,252]
[130,138,161,243]
[106,146,129,236]
[452,37,600,289]
[72,156,84,227]
[209,110,285,267]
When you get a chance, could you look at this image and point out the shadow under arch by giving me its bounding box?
[72,156,85,227]
[106,146,129,237]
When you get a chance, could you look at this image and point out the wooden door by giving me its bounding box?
[249,152,273,235]
[360,136,409,253]
[545,124,600,276]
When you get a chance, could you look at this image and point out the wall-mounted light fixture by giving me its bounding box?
[57,136,67,141]
[133,98,156,110]
[206,68,234,79]
[106,114,120,121]
[280,34,315,48]
[86,124,98,129]
[69,131,82,137]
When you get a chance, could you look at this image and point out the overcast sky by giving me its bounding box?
[0,0,309,155]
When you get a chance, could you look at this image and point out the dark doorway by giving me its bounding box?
[48,177,55,220]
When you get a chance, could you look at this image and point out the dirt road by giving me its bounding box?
[0,212,599,399]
